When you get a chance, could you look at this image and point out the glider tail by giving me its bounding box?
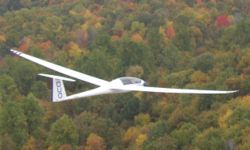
[52,78,67,102]
[38,73,75,102]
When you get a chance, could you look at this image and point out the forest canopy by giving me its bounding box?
[0,0,250,149]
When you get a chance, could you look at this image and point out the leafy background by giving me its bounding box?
[0,0,250,149]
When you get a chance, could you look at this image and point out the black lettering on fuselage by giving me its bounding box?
[55,79,63,98]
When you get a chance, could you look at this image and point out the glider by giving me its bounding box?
[10,49,237,102]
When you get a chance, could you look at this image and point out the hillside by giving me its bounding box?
[0,0,250,149]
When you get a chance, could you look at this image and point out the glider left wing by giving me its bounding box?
[10,49,109,86]
[114,85,237,94]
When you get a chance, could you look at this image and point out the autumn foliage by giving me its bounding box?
[0,0,250,149]
[215,15,231,29]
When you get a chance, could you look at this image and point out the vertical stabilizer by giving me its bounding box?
[52,78,67,102]
[38,73,75,102]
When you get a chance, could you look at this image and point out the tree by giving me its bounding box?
[47,115,78,149]
[215,15,231,29]
[0,134,17,150]
[0,75,19,102]
[74,112,122,149]
[10,60,38,95]
[30,81,49,99]
[114,94,140,123]
[21,136,37,150]
[123,127,140,146]
[85,133,106,150]
[148,121,169,140]
[158,43,180,71]
[193,128,225,150]
[59,144,72,150]
[126,65,144,77]
[20,0,32,8]
[0,101,28,149]
[22,94,44,137]
[174,23,194,51]
[171,123,199,149]
[134,113,150,126]
[191,70,208,84]
[143,134,177,150]
[193,52,214,73]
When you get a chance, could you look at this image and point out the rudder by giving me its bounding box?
[52,78,67,102]
[38,73,75,102]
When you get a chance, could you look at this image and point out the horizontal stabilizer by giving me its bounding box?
[38,73,75,82]
[38,73,72,102]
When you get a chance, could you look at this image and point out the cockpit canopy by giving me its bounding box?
[119,77,142,85]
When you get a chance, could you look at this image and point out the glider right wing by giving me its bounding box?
[10,49,109,86]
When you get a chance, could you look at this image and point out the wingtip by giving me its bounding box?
[10,49,22,56]
[233,90,239,93]
[227,90,238,94]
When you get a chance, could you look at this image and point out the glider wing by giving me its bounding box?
[114,85,237,94]
[10,49,109,86]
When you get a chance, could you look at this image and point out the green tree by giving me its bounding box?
[10,60,38,95]
[171,123,199,149]
[22,94,44,137]
[174,24,194,51]
[143,134,177,150]
[31,81,49,99]
[193,52,214,73]
[0,101,28,149]
[193,128,225,150]
[47,115,78,150]
[234,16,250,48]
[0,75,19,102]
[74,112,122,149]
[148,121,169,140]
[0,134,17,150]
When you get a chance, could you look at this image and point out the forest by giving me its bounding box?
[0,0,250,149]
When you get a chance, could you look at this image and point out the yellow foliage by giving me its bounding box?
[81,23,89,31]
[67,42,88,58]
[167,21,174,27]
[94,22,102,29]
[126,65,144,77]
[191,26,202,38]
[239,49,250,69]
[218,106,233,128]
[238,96,250,107]
[0,34,6,42]
[159,26,165,35]
[191,71,208,83]
[134,113,150,126]
[21,136,37,150]
[135,134,148,148]
[123,127,140,144]
[83,9,103,29]
[84,10,93,20]
[69,10,77,16]
[131,33,143,43]
[195,8,212,25]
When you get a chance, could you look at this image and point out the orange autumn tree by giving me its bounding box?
[85,133,106,150]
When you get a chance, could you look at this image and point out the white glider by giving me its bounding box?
[10,49,237,102]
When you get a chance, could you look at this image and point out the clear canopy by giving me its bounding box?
[119,77,142,85]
